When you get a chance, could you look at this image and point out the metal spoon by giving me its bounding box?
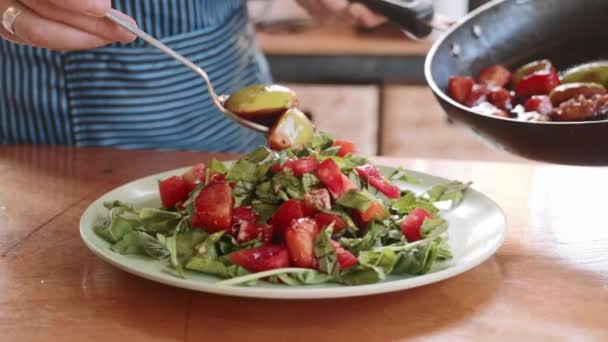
[104,9,269,134]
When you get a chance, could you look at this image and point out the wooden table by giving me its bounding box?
[1,146,607,341]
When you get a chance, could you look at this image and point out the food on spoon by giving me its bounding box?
[561,61,608,88]
[549,82,606,106]
[95,132,470,286]
[267,107,315,151]
[224,84,299,119]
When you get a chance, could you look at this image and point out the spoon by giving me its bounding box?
[104,9,270,134]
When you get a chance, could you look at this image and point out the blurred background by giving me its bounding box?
[248,0,522,162]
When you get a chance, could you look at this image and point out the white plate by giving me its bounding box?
[80,165,507,299]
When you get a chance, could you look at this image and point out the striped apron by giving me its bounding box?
[0,0,270,152]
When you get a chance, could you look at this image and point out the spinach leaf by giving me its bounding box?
[166,234,184,278]
[310,132,334,151]
[227,160,259,183]
[301,173,320,193]
[138,208,182,233]
[392,240,440,275]
[251,201,279,221]
[111,231,144,255]
[314,226,340,276]
[185,256,249,279]
[255,181,280,204]
[94,205,140,243]
[420,217,448,239]
[233,181,255,207]
[208,158,228,174]
[193,231,224,259]
[358,248,398,275]
[274,270,332,286]
[426,181,471,206]
[336,190,375,213]
[271,170,304,199]
[339,220,388,254]
[386,167,421,185]
[391,191,439,216]
[139,232,170,259]
[339,265,385,285]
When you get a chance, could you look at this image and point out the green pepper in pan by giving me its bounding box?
[561,61,608,88]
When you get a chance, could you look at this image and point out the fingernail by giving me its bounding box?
[84,0,111,17]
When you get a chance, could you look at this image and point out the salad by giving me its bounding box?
[94,133,470,286]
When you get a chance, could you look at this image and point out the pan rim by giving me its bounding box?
[424,0,608,127]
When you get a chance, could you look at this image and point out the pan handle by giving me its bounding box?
[349,0,435,38]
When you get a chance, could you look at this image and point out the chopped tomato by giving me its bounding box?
[271,157,319,176]
[524,95,554,115]
[350,209,366,228]
[316,158,357,198]
[360,201,387,223]
[229,245,290,273]
[190,211,203,228]
[269,199,305,238]
[158,175,190,209]
[314,212,347,233]
[515,70,561,97]
[333,140,356,157]
[236,221,273,243]
[478,65,511,88]
[182,163,207,192]
[354,164,400,199]
[303,188,331,214]
[400,207,434,242]
[194,182,233,233]
[488,88,513,110]
[232,207,259,224]
[465,84,489,107]
[448,76,475,104]
[285,218,320,269]
[330,240,358,270]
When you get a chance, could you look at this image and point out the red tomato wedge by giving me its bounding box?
[194,182,233,233]
[333,140,356,157]
[232,207,259,224]
[465,84,489,107]
[354,164,401,199]
[269,199,305,238]
[515,70,561,97]
[448,76,474,104]
[400,207,434,242]
[316,158,357,198]
[314,212,347,233]
[271,157,319,176]
[524,95,554,115]
[285,218,320,269]
[236,221,273,243]
[478,65,511,88]
[182,163,206,192]
[329,240,358,270]
[229,245,290,273]
[361,201,387,223]
[488,88,513,110]
[159,175,190,209]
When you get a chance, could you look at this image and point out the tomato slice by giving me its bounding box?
[465,84,489,107]
[314,212,347,233]
[269,199,305,239]
[400,207,434,242]
[478,65,511,88]
[232,207,259,224]
[361,201,387,223]
[194,182,233,233]
[333,140,356,157]
[316,158,358,198]
[229,245,290,273]
[285,218,320,269]
[329,240,358,270]
[524,95,554,115]
[354,164,400,199]
[448,76,475,104]
[488,88,513,111]
[271,157,319,176]
[182,163,207,193]
[159,175,190,209]
[515,70,561,97]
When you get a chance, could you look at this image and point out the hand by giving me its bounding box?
[296,0,387,28]
[0,0,136,51]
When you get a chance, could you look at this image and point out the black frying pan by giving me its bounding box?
[351,0,608,166]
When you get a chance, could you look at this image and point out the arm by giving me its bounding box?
[296,0,387,28]
[0,0,135,50]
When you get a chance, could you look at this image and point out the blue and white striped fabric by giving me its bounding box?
[0,0,270,152]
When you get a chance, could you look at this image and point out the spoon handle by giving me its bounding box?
[104,9,270,134]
